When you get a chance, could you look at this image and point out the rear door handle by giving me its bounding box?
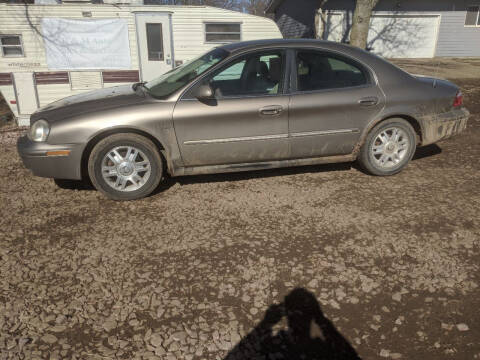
[358,97,379,106]
[260,105,283,116]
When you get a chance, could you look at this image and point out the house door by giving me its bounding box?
[326,13,440,58]
[368,15,440,58]
[135,13,174,81]
[13,72,38,115]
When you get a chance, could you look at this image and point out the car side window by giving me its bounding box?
[296,50,368,92]
[207,51,284,98]
[212,60,246,81]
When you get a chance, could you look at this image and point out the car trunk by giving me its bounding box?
[414,75,460,114]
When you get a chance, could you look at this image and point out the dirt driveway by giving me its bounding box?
[1,63,479,360]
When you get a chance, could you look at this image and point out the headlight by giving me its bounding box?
[29,120,50,142]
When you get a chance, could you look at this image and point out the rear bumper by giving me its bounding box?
[421,107,470,146]
[17,136,83,180]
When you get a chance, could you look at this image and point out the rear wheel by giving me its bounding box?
[358,118,417,176]
[88,133,163,200]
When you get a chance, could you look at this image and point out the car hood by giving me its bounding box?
[31,84,146,124]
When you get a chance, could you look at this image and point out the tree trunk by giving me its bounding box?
[349,0,380,49]
[314,0,329,39]
[314,9,321,39]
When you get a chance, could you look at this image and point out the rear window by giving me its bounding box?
[296,50,369,92]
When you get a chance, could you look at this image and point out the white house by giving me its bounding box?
[266,0,480,59]
[0,1,282,125]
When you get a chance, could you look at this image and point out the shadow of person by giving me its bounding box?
[224,288,361,360]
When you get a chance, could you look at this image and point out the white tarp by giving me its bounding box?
[42,18,131,70]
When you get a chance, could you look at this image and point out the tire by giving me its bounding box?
[88,133,163,201]
[358,118,417,176]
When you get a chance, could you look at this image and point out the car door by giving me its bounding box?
[173,49,290,167]
[289,49,385,158]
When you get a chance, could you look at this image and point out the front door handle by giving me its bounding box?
[260,105,283,116]
[358,97,379,106]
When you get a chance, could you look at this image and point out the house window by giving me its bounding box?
[146,23,164,61]
[0,35,24,57]
[465,6,480,26]
[205,23,241,43]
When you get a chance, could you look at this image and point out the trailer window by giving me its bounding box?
[205,23,241,43]
[146,23,164,61]
[0,35,23,57]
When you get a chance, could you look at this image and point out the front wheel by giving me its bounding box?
[88,133,163,201]
[358,118,417,176]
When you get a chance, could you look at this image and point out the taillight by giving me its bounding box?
[453,91,463,107]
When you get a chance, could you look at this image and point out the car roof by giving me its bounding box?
[220,38,355,54]
[218,38,410,81]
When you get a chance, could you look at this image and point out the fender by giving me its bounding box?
[46,101,184,177]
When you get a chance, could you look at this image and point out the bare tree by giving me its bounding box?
[314,0,328,39]
[205,0,242,11]
[349,0,380,49]
[241,0,269,16]
[145,0,268,15]
[144,0,242,10]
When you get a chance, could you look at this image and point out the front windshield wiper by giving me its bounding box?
[132,81,147,91]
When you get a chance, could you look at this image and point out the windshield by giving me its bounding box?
[144,48,229,98]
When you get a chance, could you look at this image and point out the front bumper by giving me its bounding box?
[422,107,470,146]
[17,136,84,180]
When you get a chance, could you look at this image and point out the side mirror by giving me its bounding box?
[194,84,214,100]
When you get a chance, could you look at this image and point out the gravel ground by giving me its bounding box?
[1,73,479,359]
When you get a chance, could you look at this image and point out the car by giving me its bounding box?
[17,39,469,201]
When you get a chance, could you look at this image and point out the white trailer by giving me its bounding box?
[0,2,282,125]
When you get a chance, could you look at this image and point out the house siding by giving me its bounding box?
[436,11,480,57]
[272,0,480,57]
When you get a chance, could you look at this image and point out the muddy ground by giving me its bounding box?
[391,58,480,80]
[0,63,479,360]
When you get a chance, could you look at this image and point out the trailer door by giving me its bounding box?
[135,13,174,81]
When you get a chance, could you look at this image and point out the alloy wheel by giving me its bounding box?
[371,127,410,169]
[101,146,151,192]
